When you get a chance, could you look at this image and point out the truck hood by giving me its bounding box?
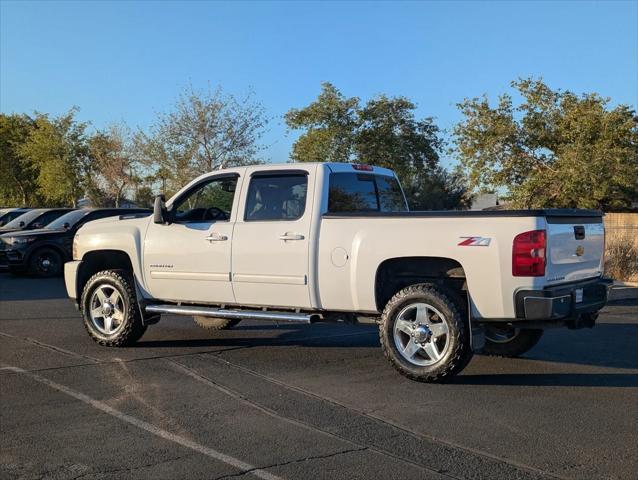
[79,213,151,228]
[76,213,151,237]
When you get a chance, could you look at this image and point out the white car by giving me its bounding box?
[64,163,610,382]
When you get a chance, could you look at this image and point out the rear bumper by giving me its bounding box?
[514,277,612,321]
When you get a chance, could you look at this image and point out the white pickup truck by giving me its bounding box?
[64,162,610,382]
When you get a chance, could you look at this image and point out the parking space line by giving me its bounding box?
[166,358,452,479]
[0,331,101,363]
[206,353,567,480]
[4,366,283,480]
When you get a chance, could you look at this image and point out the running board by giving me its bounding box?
[145,304,315,324]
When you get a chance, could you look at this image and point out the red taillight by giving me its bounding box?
[512,230,546,277]
[352,164,373,171]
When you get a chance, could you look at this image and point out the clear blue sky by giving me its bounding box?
[2,0,637,167]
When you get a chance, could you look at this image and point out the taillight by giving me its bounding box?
[512,230,546,277]
[352,164,373,171]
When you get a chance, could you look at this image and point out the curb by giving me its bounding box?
[609,285,638,301]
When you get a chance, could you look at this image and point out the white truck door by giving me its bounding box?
[231,168,314,308]
[143,173,240,304]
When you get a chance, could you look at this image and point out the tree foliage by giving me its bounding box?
[454,78,638,209]
[0,114,40,206]
[285,83,468,210]
[135,85,269,196]
[89,124,137,207]
[285,83,359,163]
[18,110,90,207]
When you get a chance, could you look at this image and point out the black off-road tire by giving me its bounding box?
[379,283,472,383]
[483,327,543,357]
[81,270,147,346]
[28,247,63,277]
[193,316,241,331]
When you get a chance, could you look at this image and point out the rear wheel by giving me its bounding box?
[483,325,543,357]
[379,284,472,383]
[28,247,62,277]
[193,316,241,331]
[81,270,147,346]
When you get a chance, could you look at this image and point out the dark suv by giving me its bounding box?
[0,208,32,227]
[0,208,75,235]
[0,208,150,277]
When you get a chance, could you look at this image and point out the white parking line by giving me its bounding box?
[4,366,283,480]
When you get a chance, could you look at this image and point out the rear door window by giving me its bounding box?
[30,210,68,229]
[245,174,308,221]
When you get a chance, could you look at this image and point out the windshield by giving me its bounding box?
[46,210,90,230]
[0,209,45,229]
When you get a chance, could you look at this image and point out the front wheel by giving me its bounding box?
[483,325,543,357]
[81,270,147,346]
[28,247,62,277]
[379,284,472,383]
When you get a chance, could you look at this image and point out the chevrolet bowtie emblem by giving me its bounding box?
[575,245,585,256]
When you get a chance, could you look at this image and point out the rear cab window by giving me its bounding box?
[328,172,407,213]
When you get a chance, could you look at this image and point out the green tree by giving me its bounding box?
[89,124,137,207]
[454,78,638,209]
[285,82,359,163]
[0,114,40,206]
[135,85,268,196]
[285,83,467,210]
[19,109,91,207]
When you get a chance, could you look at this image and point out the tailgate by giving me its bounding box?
[545,215,604,283]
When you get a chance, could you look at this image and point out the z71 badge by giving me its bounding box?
[458,236,491,246]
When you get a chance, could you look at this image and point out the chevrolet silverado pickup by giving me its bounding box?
[64,163,610,382]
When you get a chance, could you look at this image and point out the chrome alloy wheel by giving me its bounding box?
[393,302,450,366]
[89,284,126,335]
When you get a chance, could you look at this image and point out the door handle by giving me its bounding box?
[279,233,305,241]
[205,233,228,242]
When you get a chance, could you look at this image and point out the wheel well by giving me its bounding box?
[375,257,467,312]
[27,244,67,264]
[77,250,134,297]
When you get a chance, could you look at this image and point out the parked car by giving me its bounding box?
[0,208,75,270]
[64,163,609,382]
[0,208,32,227]
[0,208,150,277]
[0,208,75,235]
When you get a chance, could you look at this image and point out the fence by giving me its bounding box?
[604,213,638,283]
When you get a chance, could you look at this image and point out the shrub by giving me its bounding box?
[604,229,638,282]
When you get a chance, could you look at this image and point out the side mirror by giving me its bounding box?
[19,221,25,227]
[63,222,71,230]
[153,195,168,224]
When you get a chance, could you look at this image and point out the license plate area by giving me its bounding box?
[575,288,584,303]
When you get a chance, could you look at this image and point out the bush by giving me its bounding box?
[604,230,638,282]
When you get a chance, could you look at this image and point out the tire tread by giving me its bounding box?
[81,269,146,347]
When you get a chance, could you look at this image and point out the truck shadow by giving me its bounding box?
[451,373,638,388]
[0,274,67,301]
[136,323,380,350]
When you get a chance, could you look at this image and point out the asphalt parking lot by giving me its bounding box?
[1,273,636,480]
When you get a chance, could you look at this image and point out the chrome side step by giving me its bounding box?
[145,304,315,324]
